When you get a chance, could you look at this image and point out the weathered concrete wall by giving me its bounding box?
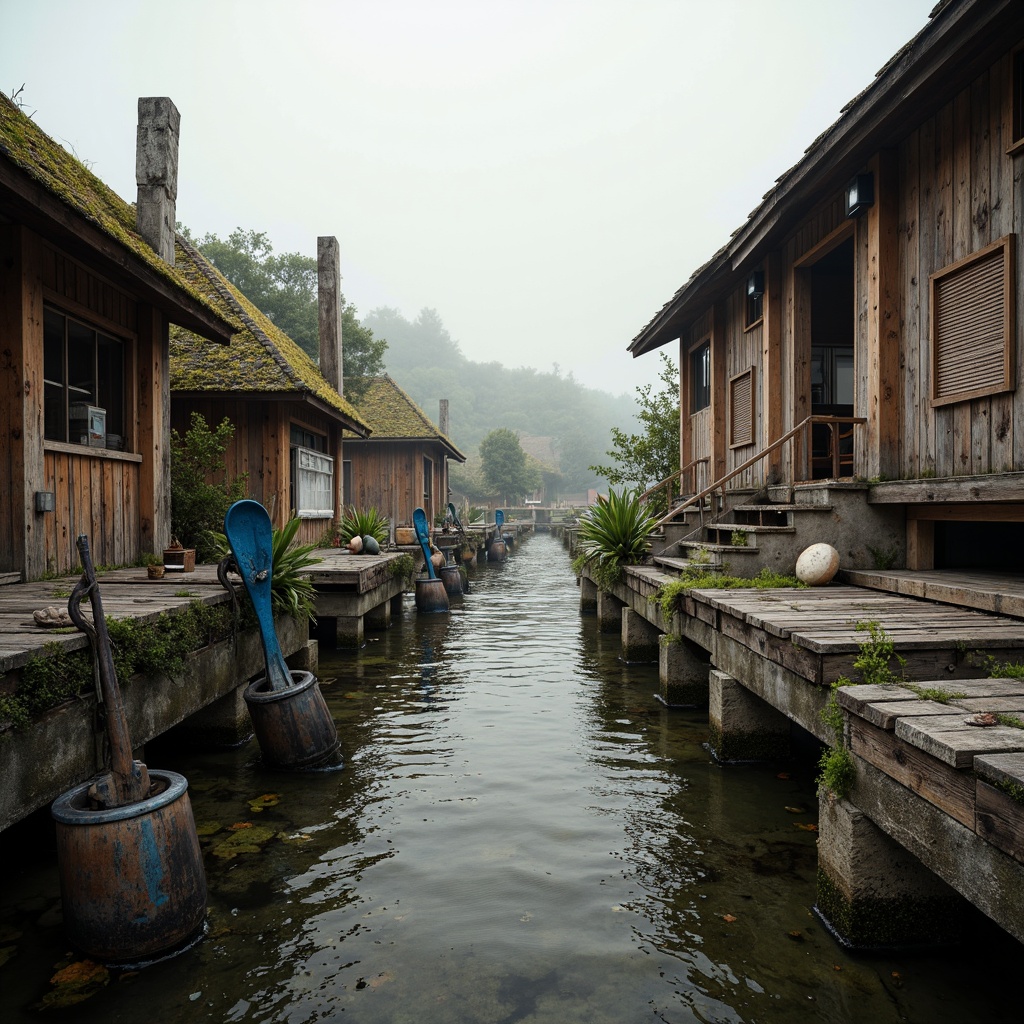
[0,615,305,832]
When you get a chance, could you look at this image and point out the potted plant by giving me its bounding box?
[163,536,196,573]
[142,552,165,580]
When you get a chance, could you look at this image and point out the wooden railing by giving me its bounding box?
[639,457,710,512]
[651,415,866,531]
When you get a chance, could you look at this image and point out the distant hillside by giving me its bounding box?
[362,306,637,494]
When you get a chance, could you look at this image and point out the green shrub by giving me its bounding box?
[171,412,248,563]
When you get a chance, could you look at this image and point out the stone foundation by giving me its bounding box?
[815,793,965,949]
[659,636,710,707]
[708,669,790,761]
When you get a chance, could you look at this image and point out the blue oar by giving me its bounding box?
[413,506,437,579]
[223,500,292,691]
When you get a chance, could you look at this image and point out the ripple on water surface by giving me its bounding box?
[0,533,1020,1023]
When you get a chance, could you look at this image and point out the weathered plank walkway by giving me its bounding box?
[0,550,414,831]
[595,564,1024,943]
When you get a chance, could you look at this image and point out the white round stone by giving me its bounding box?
[795,543,840,586]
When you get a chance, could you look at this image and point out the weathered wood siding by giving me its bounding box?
[346,440,449,537]
[898,54,1022,478]
[43,447,141,573]
[723,289,762,487]
[172,397,342,545]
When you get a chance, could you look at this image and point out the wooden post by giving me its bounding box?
[0,226,46,579]
[136,304,170,556]
[317,237,343,394]
[866,149,901,480]
[135,98,179,266]
[763,250,784,482]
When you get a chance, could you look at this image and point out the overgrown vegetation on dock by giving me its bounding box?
[0,601,252,730]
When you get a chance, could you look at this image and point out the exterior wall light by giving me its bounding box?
[35,491,55,513]
[746,270,765,298]
[845,172,874,218]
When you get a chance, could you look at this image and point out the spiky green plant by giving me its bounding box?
[574,487,656,590]
[270,517,321,620]
[336,505,389,545]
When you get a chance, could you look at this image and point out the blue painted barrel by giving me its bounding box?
[52,770,207,963]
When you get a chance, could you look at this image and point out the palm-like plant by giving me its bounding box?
[336,505,389,545]
[575,487,656,589]
[270,516,321,620]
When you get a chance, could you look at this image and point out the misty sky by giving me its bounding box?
[2,0,935,396]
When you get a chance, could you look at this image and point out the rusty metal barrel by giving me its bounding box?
[244,669,343,770]
[439,563,463,596]
[51,770,207,963]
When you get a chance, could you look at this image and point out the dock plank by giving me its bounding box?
[894,715,1024,768]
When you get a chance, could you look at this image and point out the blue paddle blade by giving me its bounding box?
[223,500,292,690]
[495,509,504,529]
[413,507,436,579]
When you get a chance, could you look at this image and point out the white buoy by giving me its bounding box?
[795,543,840,586]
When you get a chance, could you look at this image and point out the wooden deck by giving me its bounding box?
[606,563,1024,942]
[0,565,233,676]
[842,568,1024,620]
[0,551,412,677]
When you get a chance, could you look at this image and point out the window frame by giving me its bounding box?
[291,444,335,519]
[43,305,127,450]
[690,339,711,414]
[929,234,1015,408]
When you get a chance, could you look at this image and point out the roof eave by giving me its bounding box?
[0,158,234,344]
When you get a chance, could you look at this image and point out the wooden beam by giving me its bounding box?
[136,304,169,555]
[866,149,902,479]
[762,250,783,481]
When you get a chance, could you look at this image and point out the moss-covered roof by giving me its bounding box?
[170,237,370,433]
[0,94,229,335]
[345,375,466,461]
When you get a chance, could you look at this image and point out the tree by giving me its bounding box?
[182,227,387,398]
[590,353,679,498]
[479,428,541,504]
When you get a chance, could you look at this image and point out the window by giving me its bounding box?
[43,307,125,448]
[729,368,755,448]
[930,235,1015,407]
[290,425,333,518]
[691,341,711,413]
[810,346,854,408]
[423,456,433,506]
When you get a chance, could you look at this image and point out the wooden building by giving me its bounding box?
[344,376,466,538]
[170,237,370,546]
[629,0,1024,571]
[0,95,234,580]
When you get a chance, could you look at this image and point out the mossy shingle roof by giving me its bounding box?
[0,94,230,338]
[346,375,465,460]
[169,238,370,433]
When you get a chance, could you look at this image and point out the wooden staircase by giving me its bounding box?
[651,495,838,578]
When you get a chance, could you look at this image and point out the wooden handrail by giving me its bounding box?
[651,415,866,530]
[638,457,710,508]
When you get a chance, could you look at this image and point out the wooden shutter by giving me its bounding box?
[729,367,754,448]
[931,236,1015,406]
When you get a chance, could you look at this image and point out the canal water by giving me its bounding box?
[1,532,1021,1022]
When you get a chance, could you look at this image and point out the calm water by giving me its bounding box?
[1,532,1020,1023]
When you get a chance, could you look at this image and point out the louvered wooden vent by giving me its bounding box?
[729,367,754,448]
[931,235,1015,406]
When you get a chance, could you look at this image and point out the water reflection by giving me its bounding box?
[0,533,1021,1023]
